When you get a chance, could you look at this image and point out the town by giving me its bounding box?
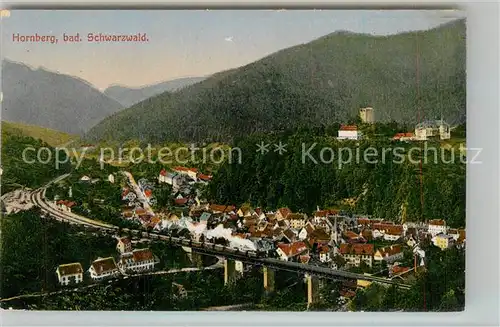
[41,158,464,305]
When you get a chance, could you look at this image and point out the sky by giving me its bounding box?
[1,9,465,90]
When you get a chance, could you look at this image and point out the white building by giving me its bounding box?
[56,263,83,286]
[415,120,451,140]
[319,246,332,263]
[89,257,121,281]
[373,245,404,264]
[359,107,375,124]
[432,234,455,251]
[108,174,115,184]
[116,237,132,254]
[56,200,76,213]
[337,125,363,140]
[117,248,157,273]
[428,219,447,237]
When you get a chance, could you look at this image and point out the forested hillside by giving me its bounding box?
[206,128,465,227]
[1,123,71,193]
[88,19,465,144]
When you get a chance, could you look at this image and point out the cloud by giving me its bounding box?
[0,9,11,18]
[224,36,234,42]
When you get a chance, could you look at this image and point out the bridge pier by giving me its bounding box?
[224,259,237,285]
[263,266,275,293]
[305,274,320,308]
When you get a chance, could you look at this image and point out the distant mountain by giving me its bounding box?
[1,60,123,135]
[104,77,206,107]
[88,19,466,144]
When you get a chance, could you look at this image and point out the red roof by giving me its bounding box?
[339,125,358,131]
[277,242,307,257]
[278,207,292,219]
[393,132,415,140]
[119,237,131,244]
[339,243,374,255]
[159,169,167,176]
[299,254,310,264]
[175,198,188,205]
[132,249,154,263]
[391,265,410,275]
[429,219,446,226]
[376,244,403,257]
[198,173,212,181]
[174,166,198,173]
[57,200,76,208]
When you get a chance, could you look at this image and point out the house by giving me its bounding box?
[339,243,374,267]
[116,237,132,254]
[298,224,313,241]
[108,174,115,184]
[117,248,157,273]
[56,263,83,286]
[360,229,373,242]
[414,120,451,141]
[383,229,403,242]
[173,166,198,180]
[389,265,410,278]
[318,245,332,263]
[275,207,292,221]
[343,231,365,244]
[337,125,363,140]
[432,234,455,250]
[308,228,331,247]
[237,206,254,218]
[277,219,289,229]
[56,200,76,213]
[428,219,447,236]
[282,228,297,243]
[174,197,188,206]
[89,257,120,281]
[172,282,188,299]
[288,213,307,229]
[392,132,416,142]
[406,234,418,248]
[209,204,235,214]
[122,189,137,202]
[197,173,212,184]
[276,241,308,261]
[373,244,404,263]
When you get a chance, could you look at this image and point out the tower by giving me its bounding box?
[359,107,375,124]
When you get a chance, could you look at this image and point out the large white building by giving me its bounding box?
[428,219,447,237]
[359,107,375,124]
[89,257,121,281]
[117,248,157,273]
[56,263,83,286]
[415,120,451,140]
[337,125,363,140]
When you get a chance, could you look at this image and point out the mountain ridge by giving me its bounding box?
[87,19,465,144]
[103,76,206,107]
[2,59,124,135]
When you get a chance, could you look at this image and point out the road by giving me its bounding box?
[122,171,155,216]
[28,174,412,289]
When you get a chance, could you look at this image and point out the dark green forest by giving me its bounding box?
[87,19,465,144]
[207,128,466,227]
[0,210,117,299]
[1,132,71,194]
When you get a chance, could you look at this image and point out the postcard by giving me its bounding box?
[1,9,466,312]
